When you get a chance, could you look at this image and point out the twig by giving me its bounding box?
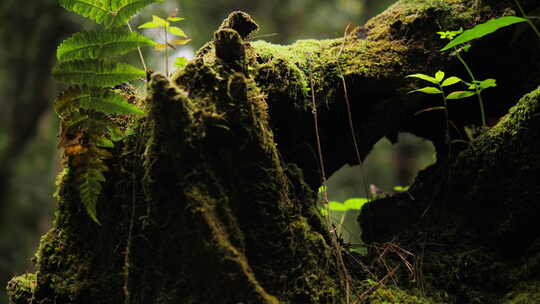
[336,25,371,200]
[354,265,400,304]
[308,54,352,304]
[127,22,148,72]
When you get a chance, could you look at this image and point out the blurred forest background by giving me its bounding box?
[0,0,435,301]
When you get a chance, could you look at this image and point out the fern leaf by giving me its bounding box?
[79,168,103,224]
[54,86,144,116]
[96,137,114,148]
[60,0,165,27]
[59,0,111,25]
[53,60,145,87]
[57,28,156,61]
[82,87,144,115]
[108,0,165,27]
[91,146,114,159]
[54,86,85,117]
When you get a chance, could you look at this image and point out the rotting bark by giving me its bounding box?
[7,0,540,303]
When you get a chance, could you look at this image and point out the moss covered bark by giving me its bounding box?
[7,0,540,303]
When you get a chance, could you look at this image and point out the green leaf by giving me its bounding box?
[437,28,463,40]
[57,28,156,61]
[393,186,410,192]
[344,198,369,210]
[108,0,166,27]
[53,59,145,87]
[154,43,169,51]
[328,201,348,211]
[151,15,169,27]
[474,78,497,90]
[171,39,191,45]
[54,86,85,117]
[446,90,476,99]
[435,71,445,82]
[138,21,161,28]
[168,26,187,37]
[406,73,440,84]
[319,208,329,217]
[59,0,164,27]
[318,185,327,193]
[59,0,111,25]
[96,137,114,148]
[174,57,188,69]
[54,86,144,116]
[441,76,463,87]
[79,168,103,224]
[108,126,126,141]
[167,16,184,22]
[441,16,528,51]
[80,87,144,115]
[409,87,443,94]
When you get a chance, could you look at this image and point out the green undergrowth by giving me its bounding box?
[9,0,537,302]
[359,85,540,303]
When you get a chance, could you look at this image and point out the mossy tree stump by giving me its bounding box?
[7,0,540,303]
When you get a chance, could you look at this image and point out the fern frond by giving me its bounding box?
[53,60,145,87]
[60,112,110,135]
[79,167,104,224]
[85,153,110,172]
[54,86,85,117]
[59,0,164,27]
[57,28,156,61]
[108,0,165,27]
[82,87,144,115]
[59,0,111,25]
[91,146,114,159]
[54,86,144,117]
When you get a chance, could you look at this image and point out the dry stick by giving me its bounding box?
[353,265,400,304]
[336,27,371,200]
[307,55,352,304]
[127,22,148,72]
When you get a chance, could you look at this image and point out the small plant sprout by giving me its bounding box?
[174,57,189,69]
[320,197,369,236]
[393,185,409,192]
[139,12,191,76]
[438,16,528,127]
[406,70,471,159]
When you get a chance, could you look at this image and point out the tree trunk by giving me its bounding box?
[7,0,540,303]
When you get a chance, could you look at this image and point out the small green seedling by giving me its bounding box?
[393,185,409,192]
[174,57,189,69]
[139,13,191,75]
[407,70,474,158]
[438,16,527,127]
[320,197,369,235]
[440,16,527,51]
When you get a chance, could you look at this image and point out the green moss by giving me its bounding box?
[13,2,527,303]
[502,281,540,304]
[358,279,441,304]
[6,273,36,304]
